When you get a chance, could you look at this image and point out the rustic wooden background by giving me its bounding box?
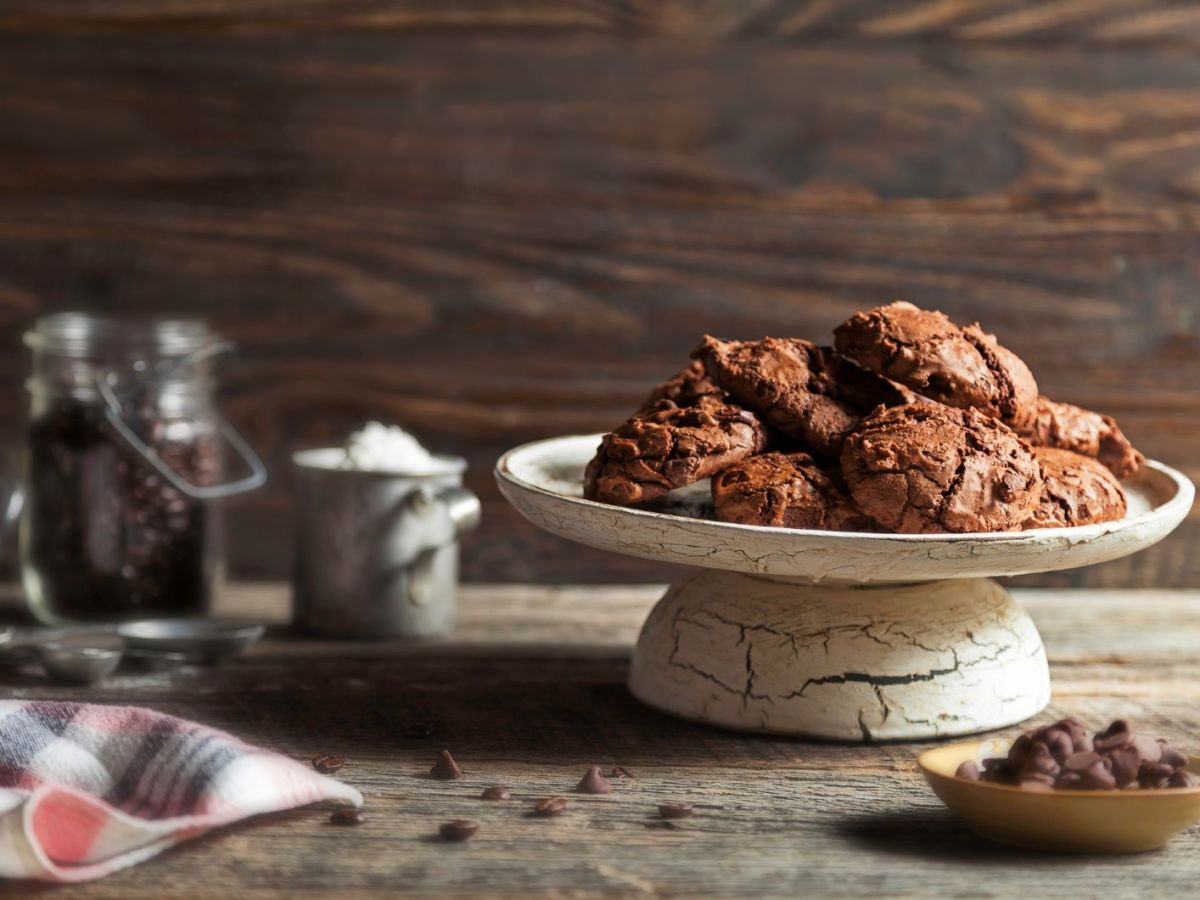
[1,1,1199,586]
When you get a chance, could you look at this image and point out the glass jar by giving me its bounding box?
[20,314,265,624]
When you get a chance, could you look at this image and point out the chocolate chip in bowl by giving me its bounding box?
[919,718,1200,852]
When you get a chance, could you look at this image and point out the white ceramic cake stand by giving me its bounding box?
[496,435,1194,741]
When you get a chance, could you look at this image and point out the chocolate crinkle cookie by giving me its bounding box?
[1025,447,1127,529]
[957,718,1200,791]
[1017,394,1143,479]
[840,403,1043,534]
[712,452,873,531]
[638,360,723,413]
[584,395,768,506]
[693,335,911,457]
[834,301,1039,430]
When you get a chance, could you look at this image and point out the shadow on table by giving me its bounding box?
[834,809,1160,865]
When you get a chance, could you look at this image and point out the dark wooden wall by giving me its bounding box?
[2,1,1199,586]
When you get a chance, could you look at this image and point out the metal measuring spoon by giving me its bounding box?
[0,618,264,684]
[114,619,265,663]
[37,633,124,685]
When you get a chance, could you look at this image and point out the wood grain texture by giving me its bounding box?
[1,7,1199,585]
[0,582,1198,898]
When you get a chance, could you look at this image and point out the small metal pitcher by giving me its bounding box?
[291,450,481,638]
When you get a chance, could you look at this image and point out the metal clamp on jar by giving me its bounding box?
[17,314,266,625]
[292,447,481,639]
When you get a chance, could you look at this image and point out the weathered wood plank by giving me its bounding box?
[0,583,1197,898]
[5,0,1200,47]
[1,33,1198,585]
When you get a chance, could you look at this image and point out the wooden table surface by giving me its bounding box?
[3,582,1200,898]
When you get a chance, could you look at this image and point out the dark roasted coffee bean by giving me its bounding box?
[658,803,693,819]
[330,809,365,826]
[481,785,512,801]
[430,750,464,780]
[533,796,568,817]
[576,766,613,795]
[404,722,434,739]
[312,753,346,774]
[438,819,479,842]
[955,761,981,781]
[1168,770,1200,788]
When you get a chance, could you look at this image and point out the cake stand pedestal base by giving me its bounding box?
[628,570,1049,741]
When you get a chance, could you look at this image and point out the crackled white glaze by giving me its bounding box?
[629,573,1049,739]
[494,434,1192,739]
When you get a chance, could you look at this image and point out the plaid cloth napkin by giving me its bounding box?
[0,700,362,882]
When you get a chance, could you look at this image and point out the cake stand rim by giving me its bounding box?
[495,433,1194,580]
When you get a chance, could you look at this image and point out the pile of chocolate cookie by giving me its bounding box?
[584,301,1142,533]
[957,718,1199,791]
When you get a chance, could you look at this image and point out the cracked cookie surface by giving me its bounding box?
[834,301,1038,430]
[711,451,873,530]
[1017,394,1142,479]
[638,359,722,412]
[840,403,1043,533]
[693,335,912,457]
[584,394,768,506]
[1025,446,1127,529]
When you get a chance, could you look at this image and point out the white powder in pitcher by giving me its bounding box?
[336,422,456,475]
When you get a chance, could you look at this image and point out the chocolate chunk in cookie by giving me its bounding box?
[840,403,1043,534]
[639,360,722,412]
[712,452,872,531]
[693,336,911,457]
[584,395,768,506]
[834,301,1038,430]
[1017,395,1142,479]
[1024,447,1127,529]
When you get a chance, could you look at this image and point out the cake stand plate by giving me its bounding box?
[496,435,1194,740]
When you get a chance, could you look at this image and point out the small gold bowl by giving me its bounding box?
[919,741,1200,853]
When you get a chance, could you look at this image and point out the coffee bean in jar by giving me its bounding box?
[20,315,264,624]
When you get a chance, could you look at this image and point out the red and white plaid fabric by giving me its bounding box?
[0,700,362,882]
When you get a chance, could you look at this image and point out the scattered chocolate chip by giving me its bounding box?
[576,766,613,795]
[404,722,434,739]
[312,753,346,774]
[481,785,511,801]
[533,796,568,817]
[438,819,479,842]
[430,750,464,780]
[658,803,693,819]
[608,766,633,779]
[330,809,365,826]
